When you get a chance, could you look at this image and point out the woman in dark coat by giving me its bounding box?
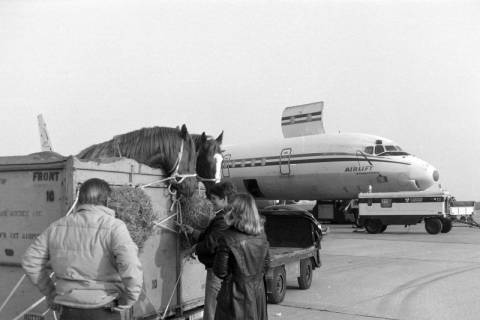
[213,193,269,320]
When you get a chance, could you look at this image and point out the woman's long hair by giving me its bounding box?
[225,193,264,235]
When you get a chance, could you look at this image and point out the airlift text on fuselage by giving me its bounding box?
[344,165,374,173]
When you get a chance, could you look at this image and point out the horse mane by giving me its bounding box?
[77,126,198,197]
[78,127,185,170]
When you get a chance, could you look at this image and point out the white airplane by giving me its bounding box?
[222,102,439,201]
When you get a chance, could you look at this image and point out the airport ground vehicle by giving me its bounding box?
[355,190,453,235]
[261,206,322,303]
[0,153,205,320]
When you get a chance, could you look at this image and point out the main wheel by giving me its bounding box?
[298,258,313,289]
[365,219,383,234]
[441,218,453,233]
[267,266,286,304]
[425,218,443,234]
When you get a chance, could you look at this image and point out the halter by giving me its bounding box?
[167,140,184,177]
[139,139,196,189]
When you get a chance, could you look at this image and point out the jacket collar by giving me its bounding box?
[75,204,115,217]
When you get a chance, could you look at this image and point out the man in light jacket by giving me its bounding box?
[22,178,143,319]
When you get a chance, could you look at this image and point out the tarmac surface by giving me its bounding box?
[2,222,480,319]
[268,223,480,320]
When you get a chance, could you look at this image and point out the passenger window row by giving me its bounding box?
[231,158,268,168]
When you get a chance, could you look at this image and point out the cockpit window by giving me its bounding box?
[364,146,374,154]
[364,144,410,156]
[378,144,410,156]
[374,145,385,155]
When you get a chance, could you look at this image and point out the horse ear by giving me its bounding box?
[180,124,189,139]
[216,131,224,144]
[201,132,207,143]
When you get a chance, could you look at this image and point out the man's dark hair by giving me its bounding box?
[208,181,237,203]
[78,178,111,206]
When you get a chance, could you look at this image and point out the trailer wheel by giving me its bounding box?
[298,258,313,289]
[267,266,286,304]
[425,218,443,234]
[441,218,453,233]
[365,219,383,234]
[380,225,388,233]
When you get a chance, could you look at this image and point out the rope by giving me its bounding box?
[196,175,218,182]
[0,274,26,313]
[66,189,80,216]
[161,260,186,320]
[153,214,178,233]
[139,176,176,189]
[11,296,46,320]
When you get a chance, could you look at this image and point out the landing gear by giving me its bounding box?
[425,218,443,234]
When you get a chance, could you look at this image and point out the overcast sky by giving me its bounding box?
[1,0,479,200]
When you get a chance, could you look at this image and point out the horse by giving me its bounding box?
[76,125,198,197]
[191,131,224,194]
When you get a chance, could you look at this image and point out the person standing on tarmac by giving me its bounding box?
[213,193,270,320]
[183,181,236,320]
[22,178,143,320]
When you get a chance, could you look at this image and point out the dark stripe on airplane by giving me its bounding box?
[229,157,410,167]
[281,111,322,121]
[281,118,322,125]
[281,114,322,123]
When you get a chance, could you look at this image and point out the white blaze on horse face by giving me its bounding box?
[214,153,223,183]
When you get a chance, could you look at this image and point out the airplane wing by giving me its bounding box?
[281,101,325,138]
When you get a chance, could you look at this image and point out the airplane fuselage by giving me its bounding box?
[222,133,439,200]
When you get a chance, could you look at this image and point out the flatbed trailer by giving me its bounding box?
[0,152,205,320]
[261,206,322,304]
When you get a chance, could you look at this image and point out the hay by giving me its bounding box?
[179,193,215,248]
[108,186,156,250]
[108,185,214,250]
[180,193,214,231]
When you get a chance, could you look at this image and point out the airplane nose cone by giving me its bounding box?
[408,158,438,190]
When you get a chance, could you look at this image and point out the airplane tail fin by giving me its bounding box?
[37,114,54,152]
[281,101,325,138]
